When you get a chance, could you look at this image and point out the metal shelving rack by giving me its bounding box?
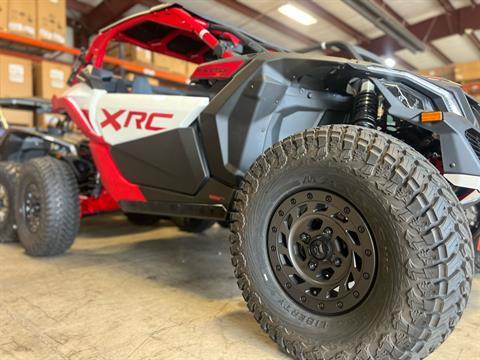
[0,31,189,85]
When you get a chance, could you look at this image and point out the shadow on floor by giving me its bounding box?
[39,214,239,300]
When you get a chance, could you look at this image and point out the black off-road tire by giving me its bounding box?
[475,247,480,274]
[0,162,20,243]
[15,157,80,257]
[172,217,215,233]
[230,125,473,359]
[125,212,161,226]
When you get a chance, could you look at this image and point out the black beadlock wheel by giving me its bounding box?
[267,189,376,315]
[230,125,474,360]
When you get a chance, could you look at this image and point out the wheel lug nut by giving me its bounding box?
[307,192,313,199]
[337,301,343,309]
[318,302,324,309]
[363,272,370,279]
[326,195,332,202]
[358,226,365,233]
[290,198,296,204]
[353,291,359,297]
[365,249,372,256]
[333,258,341,267]
[308,261,317,270]
[286,282,292,289]
[271,226,277,233]
[344,207,350,214]
[278,210,284,216]
[270,245,276,251]
[324,227,333,235]
[300,232,311,243]
[276,265,281,271]
[300,296,306,303]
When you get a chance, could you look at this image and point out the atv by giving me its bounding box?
[0,3,476,359]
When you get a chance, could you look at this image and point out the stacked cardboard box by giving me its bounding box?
[107,43,152,64]
[36,0,66,44]
[186,62,197,77]
[455,61,480,83]
[0,54,32,97]
[7,0,36,38]
[34,60,70,99]
[0,1,7,32]
[153,53,189,76]
[418,64,455,81]
[0,53,33,127]
[2,108,33,127]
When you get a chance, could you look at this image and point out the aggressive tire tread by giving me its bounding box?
[229,125,473,359]
[16,157,80,256]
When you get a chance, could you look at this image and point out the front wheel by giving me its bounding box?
[230,126,473,359]
[15,157,80,256]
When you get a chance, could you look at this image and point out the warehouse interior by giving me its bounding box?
[0,1,479,359]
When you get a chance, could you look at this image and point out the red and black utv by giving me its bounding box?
[0,4,476,359]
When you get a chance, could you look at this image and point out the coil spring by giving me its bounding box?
[352,90,378,128]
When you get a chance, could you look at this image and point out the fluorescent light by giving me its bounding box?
[278,4,317,26]
[384,57,396,68]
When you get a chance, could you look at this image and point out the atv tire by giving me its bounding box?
[16,157,80,256]
[172,217,215,233]
[125,212,161,226]
[230,125,473,359]
[0,162,19,243]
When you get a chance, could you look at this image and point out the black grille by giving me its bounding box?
[466,128,480,160]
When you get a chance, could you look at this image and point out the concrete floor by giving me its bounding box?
[0,213,478,360]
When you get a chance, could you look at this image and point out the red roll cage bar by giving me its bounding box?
[84,3,238,69]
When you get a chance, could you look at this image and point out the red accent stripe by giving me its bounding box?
[52,95,105,144]
[89,142,146,202]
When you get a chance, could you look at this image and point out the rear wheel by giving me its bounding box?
[230,126,473,359]
[125,213,161,226]
[15,157,80,256]
[172,217,215,233]
[0,162,19,243]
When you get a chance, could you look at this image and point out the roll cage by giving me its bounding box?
[69,3,279,85]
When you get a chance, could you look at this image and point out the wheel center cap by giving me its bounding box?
[310,237,331,260]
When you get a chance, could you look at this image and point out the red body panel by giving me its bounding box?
[53,4,246,208]
[192,59,245,80]
[89,142,146,203]
[80,190,119,217]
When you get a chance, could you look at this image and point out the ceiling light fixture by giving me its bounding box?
[384,57,396,68]
[278,4,317,26]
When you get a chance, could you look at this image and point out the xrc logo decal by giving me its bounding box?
[100,109,173,132]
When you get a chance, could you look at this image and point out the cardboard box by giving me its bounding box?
[1,108,33,127]
[8,0,36,38]
[186,62,197,77]
[418,64,454,81]
[107,42,152,64]
[36,0,66,44]
[0,54,32,97]
[153,53,187,75]
[0,0,7,32]
[36,112,65,128]
[125,72,159,87]
[455,61,480,82]
[34,60,70,99]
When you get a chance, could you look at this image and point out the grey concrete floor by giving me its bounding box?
[0,213,478,360]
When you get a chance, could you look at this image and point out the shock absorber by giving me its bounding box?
[352,79,378,128]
